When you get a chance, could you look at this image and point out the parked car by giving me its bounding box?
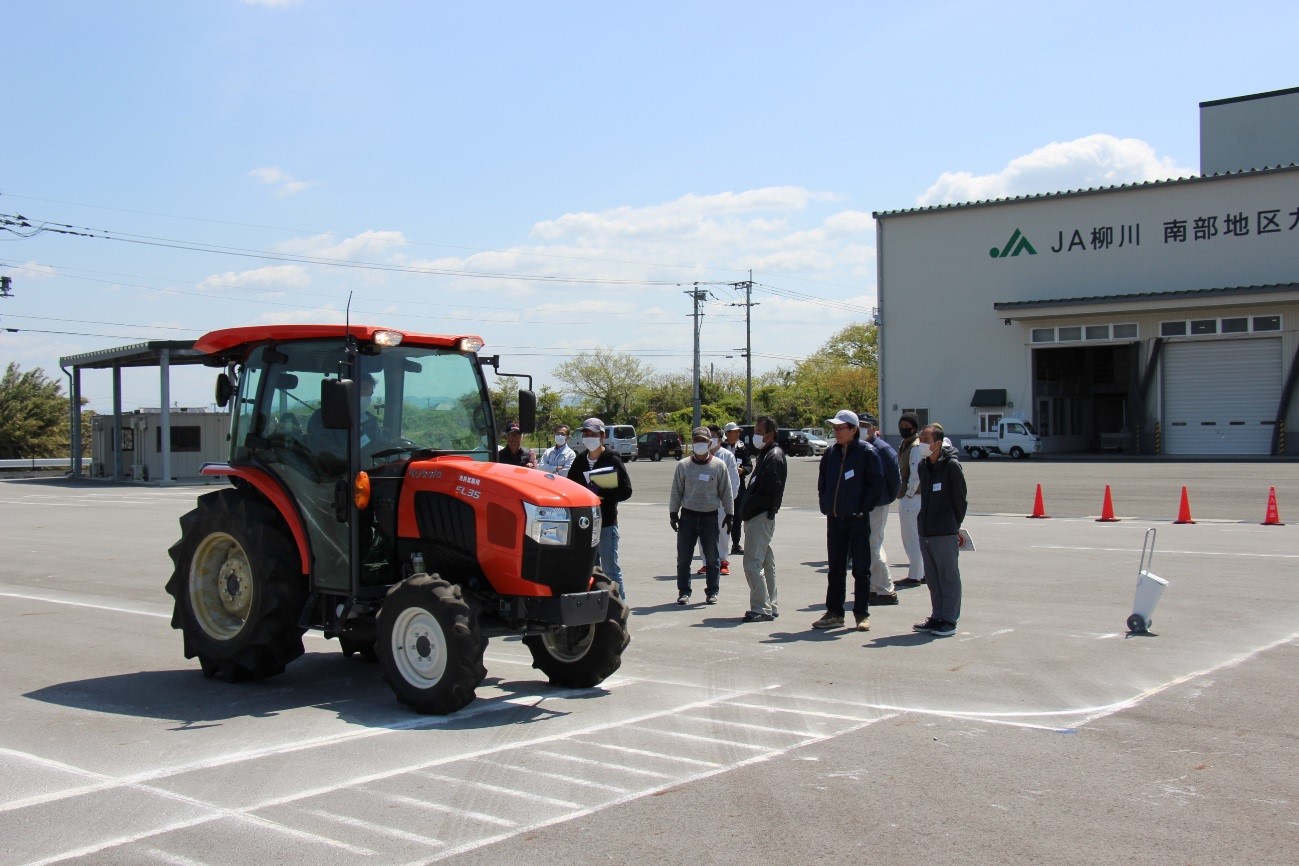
[637,430,683,461]
[798,427,829,456]
[776,429,812,457]
[609,425,637,461]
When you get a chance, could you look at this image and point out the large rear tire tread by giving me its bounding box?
[165,489,307,682]
[522,581,630,689]
[377,574,487,715]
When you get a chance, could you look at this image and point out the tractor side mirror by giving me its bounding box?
[215,373,233,408]
[321,378,355,430]
[518,389,537,433]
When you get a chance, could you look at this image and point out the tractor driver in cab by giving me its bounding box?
[307,372,382,473]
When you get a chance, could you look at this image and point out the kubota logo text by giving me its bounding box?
[989,228,1037,258]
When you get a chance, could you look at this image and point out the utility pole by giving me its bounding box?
[728,271,757,423]
[687,285,707,429]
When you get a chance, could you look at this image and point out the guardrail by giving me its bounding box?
[0,458,82,469]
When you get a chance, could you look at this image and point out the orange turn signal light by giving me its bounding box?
[353,471,371,509]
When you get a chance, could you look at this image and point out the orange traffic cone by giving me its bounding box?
[1262,486,1284,526]
[1173,486,1195,524]
[1097,485,1119,522]
[1026,483,1049,519]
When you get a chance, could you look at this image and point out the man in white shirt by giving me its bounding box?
[538,424,576,475]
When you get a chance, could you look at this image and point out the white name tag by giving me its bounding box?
[844,469,855,480]
[932,482,943,491]
[698,473,711,482]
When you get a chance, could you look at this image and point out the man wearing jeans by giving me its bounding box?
[740,416,786,622]
[566,418,633,599]
[670,426,733,606]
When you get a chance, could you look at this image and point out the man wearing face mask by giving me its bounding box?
[915,422,968,638]
[814,410,885,631]
[695,424,739,576]
[739,416,786,623]
[723,422,750,555]
[859,412,900,606]
[566,418,633,599]
[538,424,576,475]
[894,412,925,586]
[669,427,733,606]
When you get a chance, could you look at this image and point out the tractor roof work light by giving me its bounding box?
[373,329,403,347]
[458,337,485,353]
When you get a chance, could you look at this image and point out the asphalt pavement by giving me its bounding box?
[0,459,1295,865]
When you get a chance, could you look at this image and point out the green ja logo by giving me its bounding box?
[989,228,1037,258]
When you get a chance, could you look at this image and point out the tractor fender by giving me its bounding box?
[200,463,311,574]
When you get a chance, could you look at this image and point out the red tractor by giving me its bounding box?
[165,324,629,714]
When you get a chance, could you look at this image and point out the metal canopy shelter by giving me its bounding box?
[58,340,211,484]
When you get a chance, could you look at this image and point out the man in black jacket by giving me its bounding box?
[740,416,786,622]
[814,410,885,631]
[915,422,968,637]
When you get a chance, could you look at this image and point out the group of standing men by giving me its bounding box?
[504,407,968,638]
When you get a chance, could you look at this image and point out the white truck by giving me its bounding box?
[962,418,1041,459]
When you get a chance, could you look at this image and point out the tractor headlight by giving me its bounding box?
[524,503,570,546]
[589,506,602,546]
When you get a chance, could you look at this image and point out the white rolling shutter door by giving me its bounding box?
[1162,338,1281,455]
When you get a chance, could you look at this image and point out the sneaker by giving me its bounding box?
[720,560,730,575]
[677,594,690,605]
[868,592,899,606]
[930,621,957,637]
[895,577,922,587]
[812,614,844,629]
[705,593,718,605]
[696,565,707,575]
[854,615,871,632]
[742,611,774,623]
[913,618,941,633]
[730,545,744,555]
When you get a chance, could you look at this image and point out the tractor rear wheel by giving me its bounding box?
[377,574,486,714]
[523,581,630,688]
[166,489,307,681]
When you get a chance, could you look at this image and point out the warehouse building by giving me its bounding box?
[875,86,1299,456]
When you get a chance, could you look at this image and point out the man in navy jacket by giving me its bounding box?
[814,410,885,631]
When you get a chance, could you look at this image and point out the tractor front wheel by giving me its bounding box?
[166,489,307,681]
[377,574,486,714]
[523,581,630,688]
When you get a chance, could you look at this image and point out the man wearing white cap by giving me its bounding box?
[722,421,750,555]
[813,410,885,631]
[567,418,633,599]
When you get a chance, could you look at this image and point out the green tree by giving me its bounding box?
[0,363,71,458]
[552,346,651,423]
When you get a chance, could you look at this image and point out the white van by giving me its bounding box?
[609,425,637,461]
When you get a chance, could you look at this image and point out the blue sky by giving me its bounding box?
[2,0,1295,414]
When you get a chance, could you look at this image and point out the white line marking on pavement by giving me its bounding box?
[0,589,170,619]
[471,758,632,794]
[363,790,517,828]
[140,847,211,866]
[300,807,445,848]
[567,739,723,768]
[421,714,894,863]
[414,771,585,810]
[532,750,675,780]
[723,701,877,724]
[634,725,769,751]
[676,714,813,738]
[1032,544,1299,559]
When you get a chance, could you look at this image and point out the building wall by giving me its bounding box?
[877,168,1299,451]
[1201,87,1299,175]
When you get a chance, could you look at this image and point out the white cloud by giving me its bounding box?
[273,230,407,260]
[7,261,58,279]
[248,165,314,197]
[199,264,311,290]
[917,134,1196,206]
